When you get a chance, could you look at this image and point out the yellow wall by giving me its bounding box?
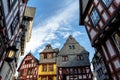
[38,63,57,80]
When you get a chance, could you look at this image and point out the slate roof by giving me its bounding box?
[58,35,88,55]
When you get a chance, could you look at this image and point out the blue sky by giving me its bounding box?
[22,0,95,62]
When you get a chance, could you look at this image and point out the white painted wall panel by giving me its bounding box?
[102,12,108,22]
[90,29,97,40]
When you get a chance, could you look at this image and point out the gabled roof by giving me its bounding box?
[57,35,90,67]
[40,44,58,53]
[17,52,39,71]
[58,35,88,55]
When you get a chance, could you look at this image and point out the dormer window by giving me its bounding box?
[69,45,75,49]
[102,0,112,7]
[90,8,100,26]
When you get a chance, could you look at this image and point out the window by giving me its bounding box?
[28,68,32,75]
[44,54,47,59]
[97,68,103,77]
[19,70,24,76]
[74,69,77,74]
[90,8,100,26]
[49,64,53,71]
[70,68,73,74]
[62,56,68,61]
[25,60,31,64]
[77,55,83,60]
[69,46,72,49]
[48,53,53,59]
[69,45,75,49]
[82,68,86,73]
[112,33,120,52]
[10,13,19,35]
[42,65,47,72]
[66,68,69,74]
[48,76,53,80]
[78,68,81,74]
[102,0,112,7]
[42,76,46,80]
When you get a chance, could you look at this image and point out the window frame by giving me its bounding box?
[77,55,83,60]
[44,54,47,59]
[102,0,112,8]
[49,64,53,71]
[42,64,47,72]
[28,68,32,75]
[112,32,120,52]
[10,12,19,35]
[69,45,75,49]
[62,56,68,61]
[90,8,100,26]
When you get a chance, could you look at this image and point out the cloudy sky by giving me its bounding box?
[20,0,95,63]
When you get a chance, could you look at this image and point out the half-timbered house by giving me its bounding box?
[17,52,39,80]
[38,44,59,80]
[0,0,28,79]
[92,51,109,80]
[57,35,93,80]
[79,0,120,79]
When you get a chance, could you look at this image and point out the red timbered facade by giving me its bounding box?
[80,0,120,80]
[17,53,39,80]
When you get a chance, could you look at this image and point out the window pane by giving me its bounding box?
[77,55,83,60]
[62,56,68,61]
[42,65,47,71]
[49,64,53,71]
[102,0,112,7]
[44,54,47,59]
[113,33,120,52]
[90,8,100,26]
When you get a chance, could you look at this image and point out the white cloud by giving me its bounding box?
[73,31,85,37]
[53,42,61,48]
[59,32,71,39]
[25,0,79,55]
[37,48,45,53]
[44,33,58,41]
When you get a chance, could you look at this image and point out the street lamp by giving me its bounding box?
[5,46,18,62]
